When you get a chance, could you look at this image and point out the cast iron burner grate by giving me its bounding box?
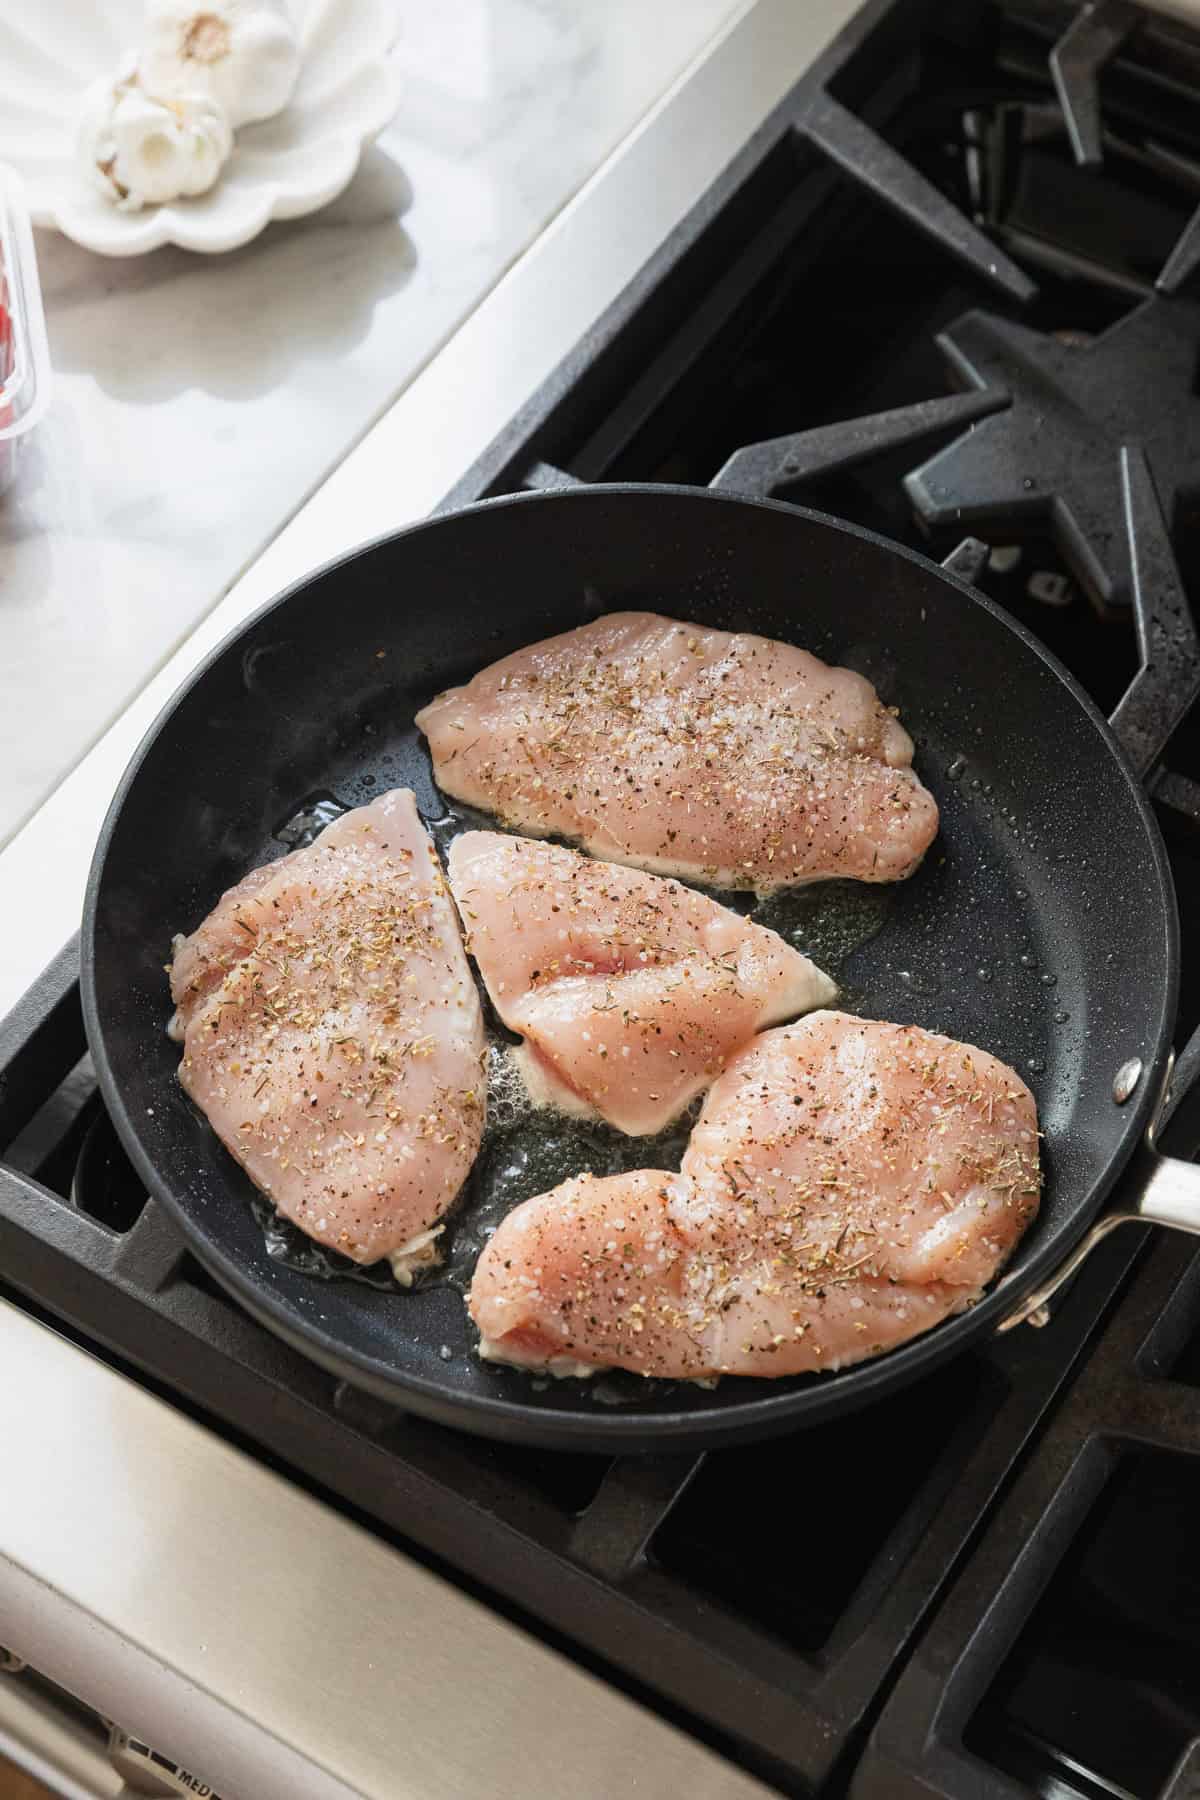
[905,296,1200,614]
[9,3,1200,1796]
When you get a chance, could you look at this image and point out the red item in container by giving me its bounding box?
[0,166,51,494]
[0,273,13,432]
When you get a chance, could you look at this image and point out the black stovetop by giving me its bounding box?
[6,3,1200,1795]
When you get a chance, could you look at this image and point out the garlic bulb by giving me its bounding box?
[138,0,302,130]
[78,56,233,211]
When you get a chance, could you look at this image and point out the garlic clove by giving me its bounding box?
[138,1,302,131]
[78,57,234,211]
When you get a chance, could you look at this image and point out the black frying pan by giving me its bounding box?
[82,487,1181,1451]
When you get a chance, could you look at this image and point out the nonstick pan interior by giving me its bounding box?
[82,488,1177,1450]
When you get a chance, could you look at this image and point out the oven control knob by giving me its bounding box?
[107,1727,222,1797]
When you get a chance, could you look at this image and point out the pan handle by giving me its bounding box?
[997,1145,1200,1330]
[998,1043,1200,1331]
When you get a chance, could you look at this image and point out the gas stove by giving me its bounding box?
[5,2,1200,1796]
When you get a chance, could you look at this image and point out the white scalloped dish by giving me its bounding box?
[0,0,400,256]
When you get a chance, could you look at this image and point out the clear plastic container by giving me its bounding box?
[0,165,51,495]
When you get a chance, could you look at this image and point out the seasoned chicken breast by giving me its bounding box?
[417,612,938,895]
[170,789,485,1276]
[469,1012,1040,1379]
[447,831,834,1135]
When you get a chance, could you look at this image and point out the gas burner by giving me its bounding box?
[904,294,1200,612]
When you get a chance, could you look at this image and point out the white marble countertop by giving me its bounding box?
[0,0,742,849]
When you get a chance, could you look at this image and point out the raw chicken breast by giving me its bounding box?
[417,612,938,895]
[170,789,485,1275]
[447,831,834,1134]
[469,1011,1039,1379]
